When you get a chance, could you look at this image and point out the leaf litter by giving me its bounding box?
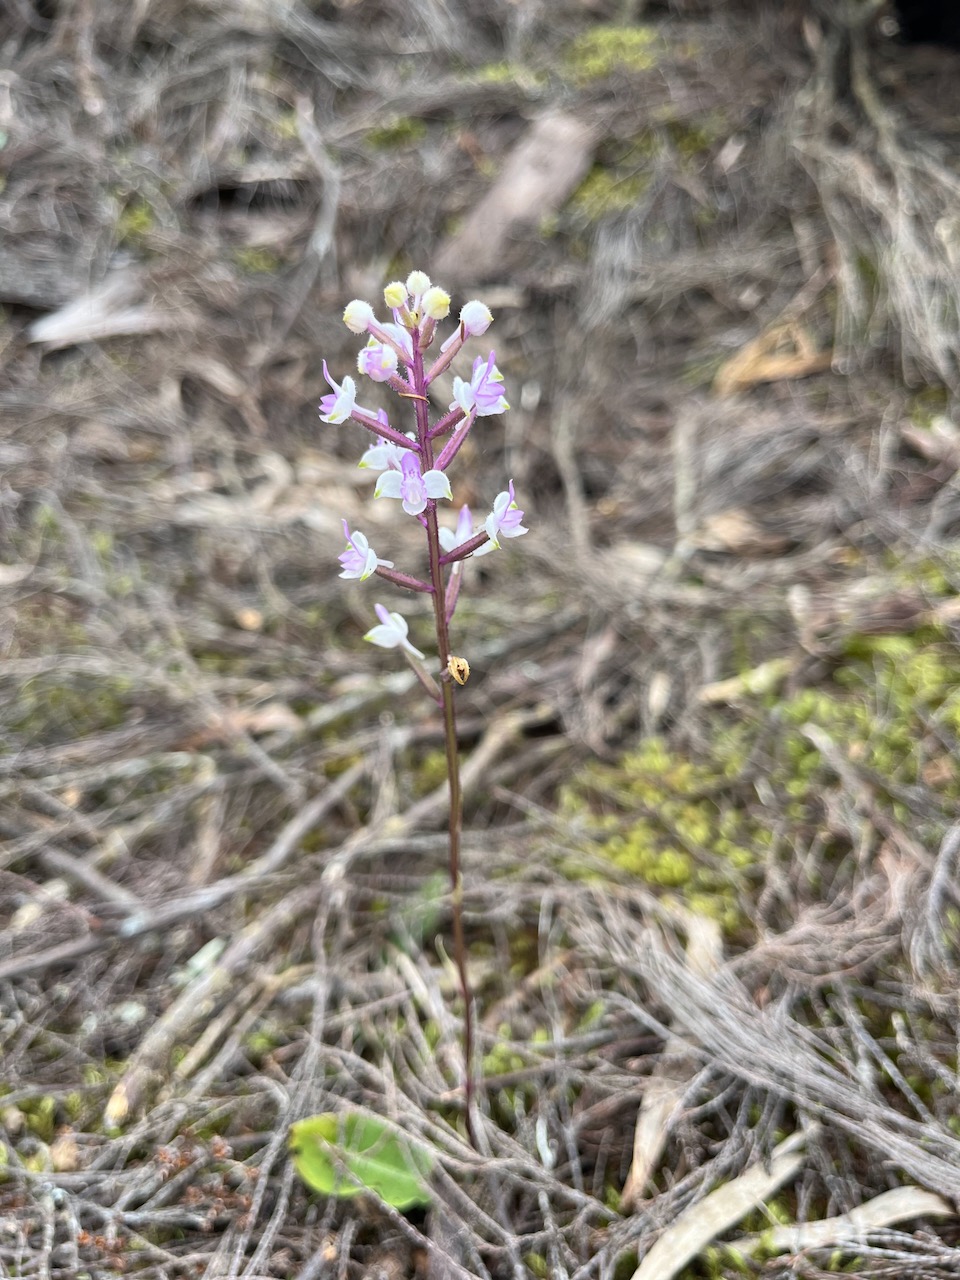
[3,1,960,1276]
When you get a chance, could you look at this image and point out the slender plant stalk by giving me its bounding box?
[411,339,477,1138]
[325,271,527,1150]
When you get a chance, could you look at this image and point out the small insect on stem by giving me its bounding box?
[446,655,470,686]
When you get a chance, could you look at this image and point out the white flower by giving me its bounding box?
[364,603,424,659]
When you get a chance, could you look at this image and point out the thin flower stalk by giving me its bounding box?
[320,271,528,1142]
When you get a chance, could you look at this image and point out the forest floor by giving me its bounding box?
[4,1,960,1277]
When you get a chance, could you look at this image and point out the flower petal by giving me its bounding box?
[422,469,453,501]
[374,471,403,499]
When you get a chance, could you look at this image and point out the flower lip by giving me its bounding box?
[374,451,452,516]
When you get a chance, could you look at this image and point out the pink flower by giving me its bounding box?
[338,521,393,581]
[374,452,452,516]
[438,504,475,556]
[318,361,358,423]
[357,339,399,383]
[364,603,424,659]
[484,480,528,549]
[450,352,509,417]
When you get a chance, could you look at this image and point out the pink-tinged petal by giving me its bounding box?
[440,504,480,565]
[357,340,399,383]
[318,362,358,423]
[455,504,474,542]
[439,507,474,553]
[337,524,393,581]
[483,480,528,549]
[396,453,426,514]
[448,350,508,417]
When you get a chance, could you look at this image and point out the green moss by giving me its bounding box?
[412,748,449,797]
[563,26,660,82]
[245,1024,284,1058]
[560,736,760,928]
[273,108,299,140]
[64,1092,87,1123]
[569,167,651,223]
[660,114,728,159]
[482,1035,527,1077]
[463,61,545,89]
[117,197,156,245]
[561,613,960,931]
[365,117,427,150]
[908,385,950,427]
[233,247,282,274]
[11,675,131,743]
[22,1095,57,1143]
[690,1244,752,1278]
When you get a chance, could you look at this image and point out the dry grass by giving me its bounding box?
[3,1,960,1276]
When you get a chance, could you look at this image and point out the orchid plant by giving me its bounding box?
[321,270,528,1134]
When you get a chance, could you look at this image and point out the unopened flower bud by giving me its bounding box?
[460,300,493,336]
[405,270,431,298]
[384,281,408,310]
[343,300,375,334]
[422,287,451,320]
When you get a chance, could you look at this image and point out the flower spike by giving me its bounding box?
[321,268,529,1150]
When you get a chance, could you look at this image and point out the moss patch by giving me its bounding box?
[560,732,763,931]
[365,117,427,150]
[562,26,661,83]
[561,617,960,933]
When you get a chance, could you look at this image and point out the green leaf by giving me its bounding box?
[289,1111,434,1209]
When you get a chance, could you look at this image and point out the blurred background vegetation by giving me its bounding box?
[3,1,960,1277]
